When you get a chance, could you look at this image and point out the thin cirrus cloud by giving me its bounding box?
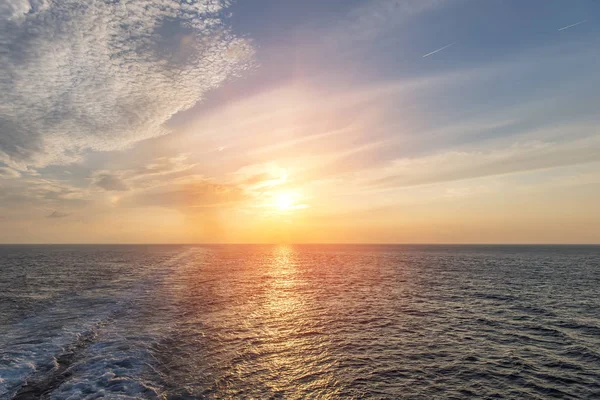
[366,137,600,190]
[323,0,448,52]
[111,160,294,214]
[0,0,254,171]
[119,176,248,210]
[91,154,197,192]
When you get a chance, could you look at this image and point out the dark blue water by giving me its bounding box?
[1,245,599,399]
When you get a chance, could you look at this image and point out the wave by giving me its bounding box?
[0,249,195,399]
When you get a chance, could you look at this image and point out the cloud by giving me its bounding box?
[108,161,297,212]
[120,176,247,210]
[93,173,129,192]
[0,167,21,178]
[130,154,197,179]
[324,0,448,52]
[0,176,87,210]
[0,0,49,22]
[233,162,288,189]
[0,0,254,170]
[368,137,600,189]
[91,154,197,192]
[47,210,72,219]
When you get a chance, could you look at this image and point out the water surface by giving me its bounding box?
[1,245,599,398]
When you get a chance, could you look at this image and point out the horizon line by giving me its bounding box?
[1,243,598,246]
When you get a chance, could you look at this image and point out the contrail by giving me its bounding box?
[558,20,587,31]
[422,42,456,58]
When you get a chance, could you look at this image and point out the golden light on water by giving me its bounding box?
[259,245,337,394]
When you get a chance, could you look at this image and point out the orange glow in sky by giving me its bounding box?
[1,1,599,244]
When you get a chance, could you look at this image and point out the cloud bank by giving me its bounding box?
[0,0,254,170]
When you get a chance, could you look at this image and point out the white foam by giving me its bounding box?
[0,249,196,398]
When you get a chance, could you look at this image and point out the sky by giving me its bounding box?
[0,0,599,244]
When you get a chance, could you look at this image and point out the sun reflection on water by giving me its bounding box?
[264,245,302,333]
[256,245,339,396]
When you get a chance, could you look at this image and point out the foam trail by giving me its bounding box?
[422,42,456,58]
[0,248,195,398]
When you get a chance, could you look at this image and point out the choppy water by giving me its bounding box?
[1,245,599,399]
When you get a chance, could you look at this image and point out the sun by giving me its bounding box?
[275,192,295,210]
[268,190,308,213]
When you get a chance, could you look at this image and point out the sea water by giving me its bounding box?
[1,245,599,399]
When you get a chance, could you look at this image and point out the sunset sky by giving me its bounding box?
[1,0,599,243]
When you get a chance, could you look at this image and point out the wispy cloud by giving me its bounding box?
[0,175,88,211]
[0,167,20,178]
[558,20,587,31]
[91,154,197,192]
[120,176,247,210]
[367,137,600,189]
[326,0,448,51]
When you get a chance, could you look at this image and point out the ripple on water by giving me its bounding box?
[0,244,599,398]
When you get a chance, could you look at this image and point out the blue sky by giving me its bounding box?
[0,0,599,243]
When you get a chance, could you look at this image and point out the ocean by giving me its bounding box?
[0,244,599,399]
